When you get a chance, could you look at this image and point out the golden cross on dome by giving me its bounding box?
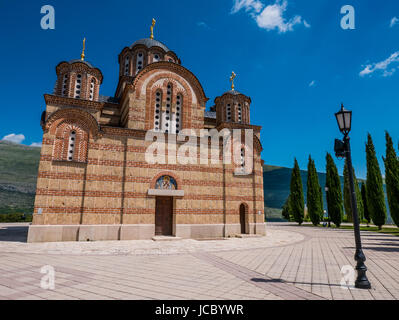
[150,18,156,40]
[230,71,236,91]
[80,37,86,61]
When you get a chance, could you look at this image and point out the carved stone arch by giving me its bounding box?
[52,119,90,163]
[45,108,100,138]
[132,62,208,106]
[142,72,194,131]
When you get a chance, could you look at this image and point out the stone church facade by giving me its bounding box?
[28,35,265,242]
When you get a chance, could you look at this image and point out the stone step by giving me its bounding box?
[235,234,263,238]
[152,236,182,241]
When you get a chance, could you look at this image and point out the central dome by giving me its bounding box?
[130,38,170,52]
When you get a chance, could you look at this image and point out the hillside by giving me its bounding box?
[0,141,40,213]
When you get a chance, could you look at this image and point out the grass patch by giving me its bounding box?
[300,223,399,237]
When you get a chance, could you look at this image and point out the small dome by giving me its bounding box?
[68,59,94,68]
[223,90,242,96]
[130,38,170,52]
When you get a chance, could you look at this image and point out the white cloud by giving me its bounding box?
[390,17,399,28]
[360,51,399,77]
[1,133,25,144]
[30,142,42,147]
[309,80,316,87]
[231,0,264,14]
[197,21,210,29]
[231,0,309,33]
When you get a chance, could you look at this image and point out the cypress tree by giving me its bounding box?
[282,196,291,221]
[343,162,364,222]
[289,158,304,225]
[383,132,399,227]
[325,153,343,227]
[361,182,371,226]
[307,156,323,226]
[366,133,387,229]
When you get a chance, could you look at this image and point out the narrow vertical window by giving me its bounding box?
[67,131,76,161]
[124,56,130,75]
[89,78,95,101]
[226,103,231,121]
[154,90,162,131]
[240,148,245,169]
[238,103,242,123]
[136,52,144,74]
[153,53,160,62]
[62,74,68,96]
[162,84,172,133]
[174,94,182,134]
[74,74,82,98]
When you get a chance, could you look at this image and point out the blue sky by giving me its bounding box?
[1,0,399,178]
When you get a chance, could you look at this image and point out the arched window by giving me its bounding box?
[226,103,231,121]
[62,74,68,97]
[136,52,144,74]
[174,94,182,134]
[154,90,162,131]
[162,84,172,133]
[67,131,76,161]
[238,103,242,123]
[74,74,82,99]
[124,56,130,75]
[89,78,95,101]
[153,53,160,62]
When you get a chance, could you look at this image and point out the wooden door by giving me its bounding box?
[240,204,246,234]
[155,197,173,236]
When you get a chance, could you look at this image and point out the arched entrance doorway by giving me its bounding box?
[155,197,173,236]
[239,203,247,234]
[154,175,178,236]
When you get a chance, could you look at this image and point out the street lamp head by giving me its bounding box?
[335,103,352,135]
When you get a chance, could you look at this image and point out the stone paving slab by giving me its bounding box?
[0,222,398,300]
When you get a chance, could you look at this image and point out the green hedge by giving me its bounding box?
[0,213,33,223]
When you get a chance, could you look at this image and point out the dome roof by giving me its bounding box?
[68,59,94,68]
[129,38,170,52]
[223,89,242,95]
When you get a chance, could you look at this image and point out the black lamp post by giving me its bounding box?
[334,104,371,289]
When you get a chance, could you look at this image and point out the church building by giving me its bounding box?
[28,21,266,242]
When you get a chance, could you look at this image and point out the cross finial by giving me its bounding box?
[81,37,86,61]
[150,18,156,40]
[230,71,236,91]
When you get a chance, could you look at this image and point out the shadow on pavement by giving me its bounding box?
[0,225,28,242]
[251,277,342,288]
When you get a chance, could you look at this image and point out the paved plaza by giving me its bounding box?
[0,222,398,300]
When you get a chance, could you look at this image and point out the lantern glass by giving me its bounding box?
[335,104,352,134]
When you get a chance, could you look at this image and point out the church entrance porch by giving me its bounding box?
[155,197,173,236]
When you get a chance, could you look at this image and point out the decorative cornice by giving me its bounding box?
[44,94,119,111]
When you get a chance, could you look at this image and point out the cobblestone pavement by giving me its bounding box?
[0,222,398,300]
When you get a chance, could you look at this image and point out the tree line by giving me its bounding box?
[282,132,399,229]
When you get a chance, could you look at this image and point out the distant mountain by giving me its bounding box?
[0,141,40,214]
